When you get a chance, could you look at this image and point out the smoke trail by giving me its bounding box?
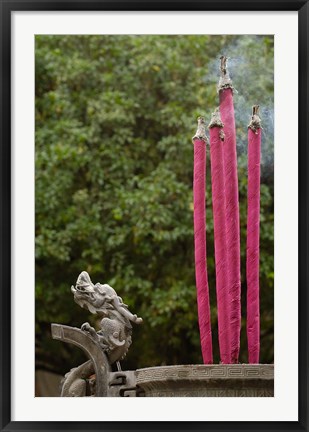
[204,35,274,177]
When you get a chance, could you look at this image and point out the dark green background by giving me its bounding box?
[35,35,274,374]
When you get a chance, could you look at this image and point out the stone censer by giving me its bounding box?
[51,271,273,397]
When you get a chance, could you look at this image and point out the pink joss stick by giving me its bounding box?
[218,56,241,363]
[247,106,262,364]
[209,109,231,364]
[192,117,213,364]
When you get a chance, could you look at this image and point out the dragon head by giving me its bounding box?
[71,271,117,315]
[71,272,143,326]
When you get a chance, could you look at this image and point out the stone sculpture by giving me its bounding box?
[72,271,142,364]
[52,271,143,396]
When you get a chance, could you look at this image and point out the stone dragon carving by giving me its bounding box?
[71,271,143,364]
[57,271,142,396]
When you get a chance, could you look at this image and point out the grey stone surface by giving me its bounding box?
[71,271,143,364]
[51,324,111,396]
[135,364,274,397]
[107,370,142,397]
[51,271,143,397]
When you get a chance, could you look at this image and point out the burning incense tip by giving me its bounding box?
[208,108,224,129]
[218,56,234,92]
[192,116,208,143]
[248,105,262,133]
[220,55,228,76]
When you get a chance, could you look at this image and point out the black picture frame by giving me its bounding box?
[1,1,308,431]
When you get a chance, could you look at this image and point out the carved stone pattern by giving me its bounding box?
[135,364,274,397]
[71,271,143,364]
[147,389,274,397]
[136,364,274,383]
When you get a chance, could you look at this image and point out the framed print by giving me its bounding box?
[1,1,308,431]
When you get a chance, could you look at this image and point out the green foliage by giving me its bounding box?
[35,35,274,373]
